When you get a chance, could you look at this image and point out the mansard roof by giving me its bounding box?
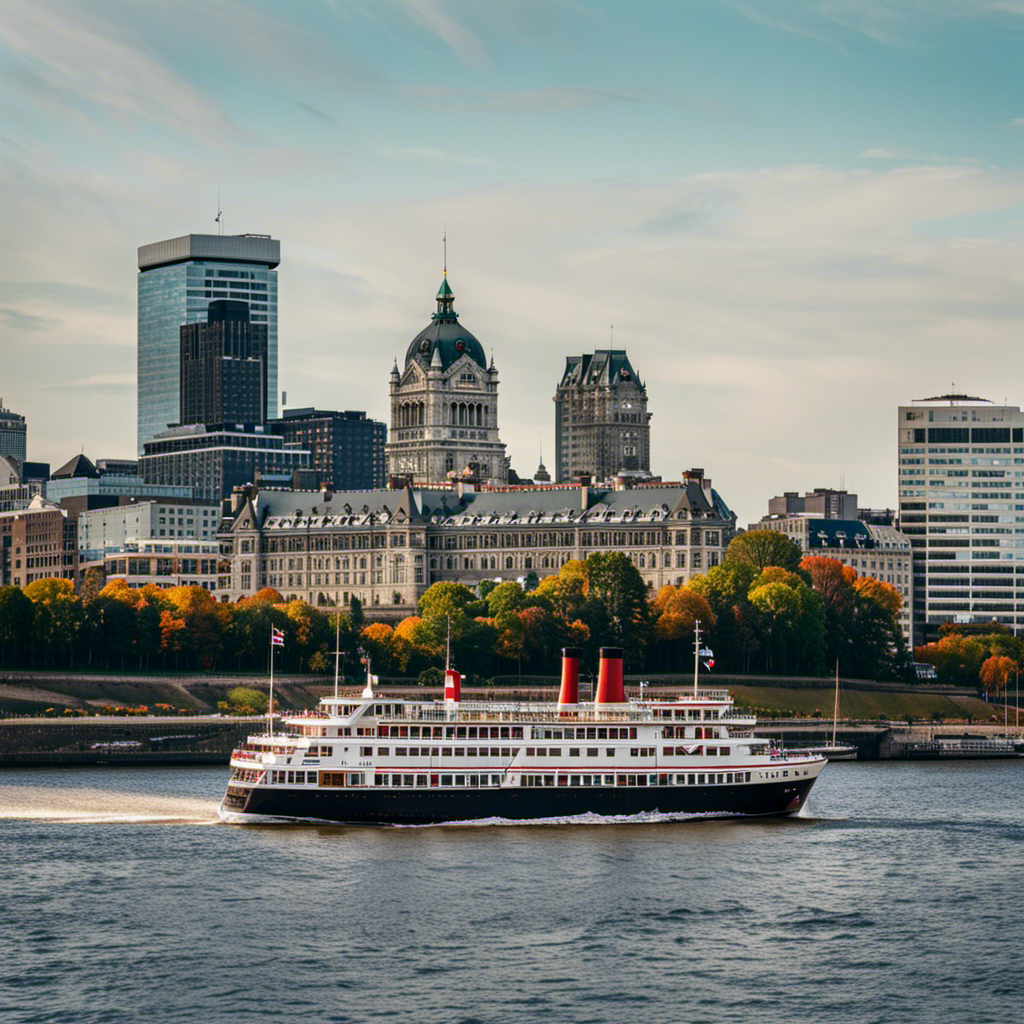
[559,349,645,391]
[229,479,735,532]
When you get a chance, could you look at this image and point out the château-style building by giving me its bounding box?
[385,276,508,487]
[554,350,651,483]
[216,468,736,612]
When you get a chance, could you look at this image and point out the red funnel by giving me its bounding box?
[558,647,581,706]
[594,647,625,704]
[444,669,461,702]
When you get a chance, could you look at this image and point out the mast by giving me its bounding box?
[268,624,275,738]
[832,659,840,749]
[693,618,700,697]
[333,612,341,701]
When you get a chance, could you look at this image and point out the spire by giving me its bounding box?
[434,275,456,320]
[390,357,400,379]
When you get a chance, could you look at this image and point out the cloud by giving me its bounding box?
[0,308,48,331]
[292,100,339,124]
[397,0,490,69]
[0,1,240,142]
[58,373,136,389]
[377,146,493,166]
[475,87,638,111]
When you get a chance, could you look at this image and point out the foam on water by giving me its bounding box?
[0,784,221,825]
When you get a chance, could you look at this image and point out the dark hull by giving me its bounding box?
[221,776,819,825]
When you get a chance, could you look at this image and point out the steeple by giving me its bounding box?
[433,276,456,321]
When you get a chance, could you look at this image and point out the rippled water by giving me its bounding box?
[2,762,1023,1024]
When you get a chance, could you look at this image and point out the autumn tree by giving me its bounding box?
[979,655,1017,696]
[725,530,802,572]
[24,577,82,669]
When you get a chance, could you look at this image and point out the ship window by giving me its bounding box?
[549,748,561,757]
[544,775,555,787]
[416,774,427,786]
[403,774,414,786]
[697,773,706,784]
[569,748,580,757]
[395,747,407,757]
[467,747,477,757]
[570,775,581,786]
[597,728,607,739]
[587,748,598,757]
[374,774,386,786]
[453,748,464,757]
[490,747,499,757]
[455,775,466,786]
[441,774,453,786]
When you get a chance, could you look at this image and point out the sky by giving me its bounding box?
[2,0,1024,526]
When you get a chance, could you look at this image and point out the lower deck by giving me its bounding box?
[220,772,820,824]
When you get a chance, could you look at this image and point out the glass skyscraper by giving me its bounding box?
[137,233,280,454]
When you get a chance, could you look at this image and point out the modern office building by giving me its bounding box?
[82,539,221,592]
[767,488,858,520]
[78,499,221,560]
[0,400,27,463]
[139,423,310,503]
[898,394,1024,646]
[44,453,193,518]
[385,276,508,486]
[180,300,267,428]
[137,233,279,453]
[271,408,386,490]
[217,468,736,610]
[554,350,651,484]
[0,456,48,514]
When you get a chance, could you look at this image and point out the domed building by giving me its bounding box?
[385,275,508,486]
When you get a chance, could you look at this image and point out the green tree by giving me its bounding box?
[584,552,653,661]
[225,685,269,713]
[726,530,802,572]
[0,585,34,668]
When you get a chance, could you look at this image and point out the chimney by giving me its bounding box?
[558,647,581,707]
[594,647,625,705]
[444,668,462,703]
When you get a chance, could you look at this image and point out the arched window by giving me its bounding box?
[524,556,533,569]
[505,556,514,569]
[450,402,457,424]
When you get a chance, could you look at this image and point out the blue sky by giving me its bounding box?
[3,0,1024,524]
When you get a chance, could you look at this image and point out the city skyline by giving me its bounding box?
[4,1,1024,524]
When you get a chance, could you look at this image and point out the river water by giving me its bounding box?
[2,761,1022,1024]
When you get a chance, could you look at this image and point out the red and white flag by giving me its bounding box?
[271,627,285,647]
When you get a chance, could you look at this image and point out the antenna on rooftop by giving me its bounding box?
[443,231,447,276]
[215,190,223,235]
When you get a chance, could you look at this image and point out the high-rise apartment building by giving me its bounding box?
[180,300,267,427]
[137,233,279,453]
[554,350,650,484]
[767,488,858,520]
[270,408,386,490]
[385,276,507,486]
[898,395,1024,646]
[0,399,27,463]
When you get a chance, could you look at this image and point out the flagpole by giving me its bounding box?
[268,624,274,738]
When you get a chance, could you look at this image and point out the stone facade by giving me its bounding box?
[217,469,736,612]
[554,350,650,484]
[385,277,508,487]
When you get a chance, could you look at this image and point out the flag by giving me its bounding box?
[271,627,284,647]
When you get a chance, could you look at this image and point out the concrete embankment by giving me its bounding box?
[0,716,261,767]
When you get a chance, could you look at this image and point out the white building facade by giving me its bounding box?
[899,395,1024,646]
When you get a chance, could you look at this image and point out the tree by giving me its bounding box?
[979,655,1017,696]
[584,551,653,660]
[653,585,715,670]
[725,530,802,572]
[418,581,477,641]
[225,686,269,714]
[915,634,988,687]
[486,581,525,618]
[80,566,106,605]
[24,578,82,669]
[0,585,34,668]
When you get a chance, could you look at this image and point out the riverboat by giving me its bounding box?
[219,647,827,825]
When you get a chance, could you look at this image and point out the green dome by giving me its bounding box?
[404,277,487,372]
